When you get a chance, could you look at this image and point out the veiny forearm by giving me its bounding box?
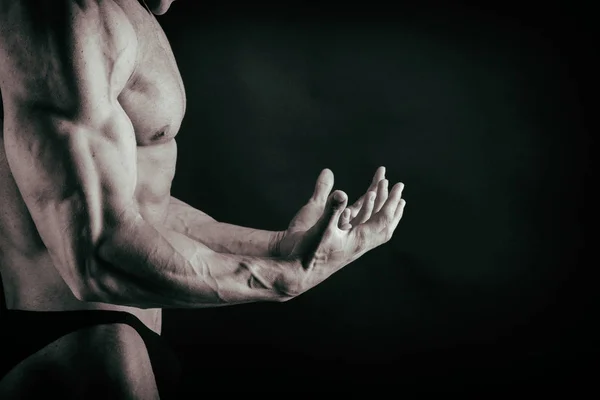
[165,196,284,257]
[88,213,297,309]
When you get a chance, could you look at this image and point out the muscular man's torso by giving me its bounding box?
[0,0,186,334]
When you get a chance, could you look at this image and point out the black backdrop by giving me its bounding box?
[158,1,594,392]
[153,2,594,392]
[1,0,595,393]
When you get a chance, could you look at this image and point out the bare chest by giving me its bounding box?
[117,5,186,223]
[119,7,186,146]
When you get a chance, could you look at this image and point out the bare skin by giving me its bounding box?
[0,0,406,398]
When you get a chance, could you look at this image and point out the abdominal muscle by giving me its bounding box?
[0,131,178,335]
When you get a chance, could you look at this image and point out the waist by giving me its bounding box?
[1,256,162,334]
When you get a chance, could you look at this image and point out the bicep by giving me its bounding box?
[2,102,138,296]
[0,1,139,296]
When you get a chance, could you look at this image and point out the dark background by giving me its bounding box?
[157,0,595,392]
[1,0,595,393]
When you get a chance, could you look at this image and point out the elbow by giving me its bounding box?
[70,257,117,304]
[69,281,94,303]
[70,232,127,304]
[60,265,107,303]
[83,239,128,305]
[77,213,139,304]
[44,245,119,304]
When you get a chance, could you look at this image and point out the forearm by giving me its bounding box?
[165,196,284,257]
[87,213,297,309]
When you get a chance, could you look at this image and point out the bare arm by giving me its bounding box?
[165,197,284,257]
[165,165,388,258]
[0,1,298,308]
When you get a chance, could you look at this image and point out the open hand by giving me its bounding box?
[276,168,406,296]
[278,167,388,257]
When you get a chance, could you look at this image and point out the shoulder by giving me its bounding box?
[0,0,139,112]
[0,0,138,51]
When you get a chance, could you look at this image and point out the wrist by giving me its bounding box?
[269,230,286,257]
[274,256,307,301]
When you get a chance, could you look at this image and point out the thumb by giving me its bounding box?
[311,168,334,204]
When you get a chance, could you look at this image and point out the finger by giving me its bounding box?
[311,168,334,204]
[348,196,364,220]
[390,199,407,232]
[350,167,385,208]
[348,205,360,220]
[348,167,385,217]
[366,166,385,194]
[350,191,376,225]
[373,179,389,213]
[325,190,348,232]
[380,182,404,219]
[373,166,386,186]
[339,208,352,230]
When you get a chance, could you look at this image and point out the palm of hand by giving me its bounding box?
[275,167,406,297]
[278,184,331,258]
[278,167,392,260]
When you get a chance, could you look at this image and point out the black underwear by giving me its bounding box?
[0,310,181,399]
